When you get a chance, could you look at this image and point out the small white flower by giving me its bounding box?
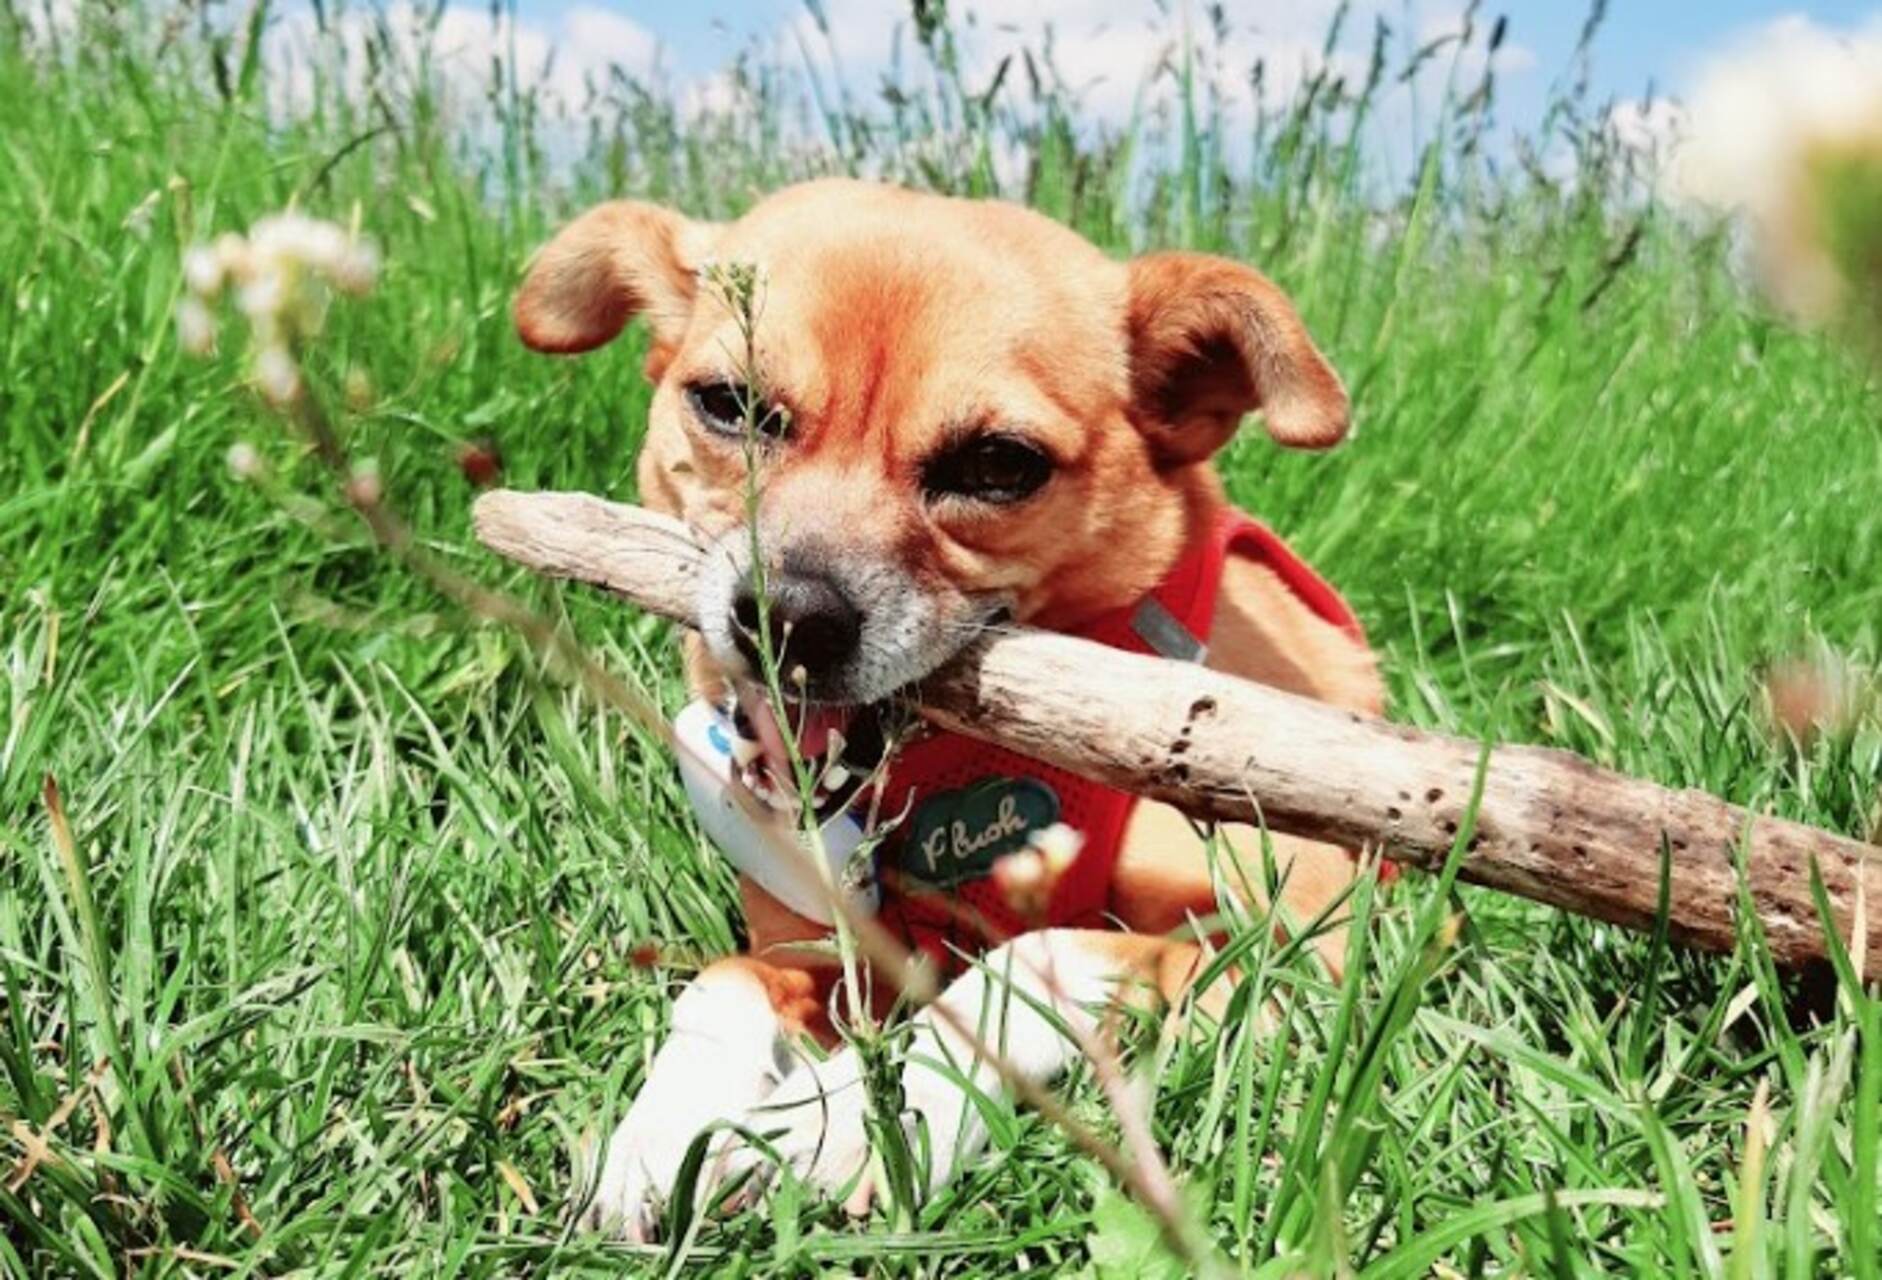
[225,441,263,480]
[214,232,253,282]
[255,214,350,275]
[182,245,223,298]
[238,269,287,324]
[175,297,217,356]
[250,213,309,256]
[998,849,1047,890]
[1029,822,1085,874]
[253,345,301,406]
[332,240,380,296]
[301,221,349,273]
[992,847,1052,918]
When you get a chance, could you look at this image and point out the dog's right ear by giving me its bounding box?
[514,202,719,356]
[1126,251,1349,459]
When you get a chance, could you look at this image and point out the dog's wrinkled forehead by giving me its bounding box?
[680,190,1129,447]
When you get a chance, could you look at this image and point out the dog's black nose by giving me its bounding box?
[730,573,862,684]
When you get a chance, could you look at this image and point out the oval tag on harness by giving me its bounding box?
[892,777,1060,889]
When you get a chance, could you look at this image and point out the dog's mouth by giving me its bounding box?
[725,683,902,816]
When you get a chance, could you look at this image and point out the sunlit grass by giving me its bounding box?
[1,3,1877,1275]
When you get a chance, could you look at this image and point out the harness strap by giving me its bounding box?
[872,507,1372,970]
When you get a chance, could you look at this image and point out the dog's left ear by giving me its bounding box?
[1125,252,1349,461]
[514,201,719,356]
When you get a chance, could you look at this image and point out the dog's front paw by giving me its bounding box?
[579,1097,733,1242]
[574,966,794,1240]
[730,1046,879,1215]
[729,1044,981,1217]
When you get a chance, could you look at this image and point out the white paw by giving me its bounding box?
[579,1098,735,1241]
[580,1075,784,1242]
[574,969,791,1240]
[726,1042,981,1216]
[731,1046,879,1213]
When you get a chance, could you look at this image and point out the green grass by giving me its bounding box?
[2,3,1879,1275]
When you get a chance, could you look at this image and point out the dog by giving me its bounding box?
[514,178,1383,1238]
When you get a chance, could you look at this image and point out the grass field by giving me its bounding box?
[2,3,1879,1275]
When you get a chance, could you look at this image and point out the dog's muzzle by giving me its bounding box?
[729,570,862,692]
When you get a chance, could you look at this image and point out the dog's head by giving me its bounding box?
[516,179,1346,719]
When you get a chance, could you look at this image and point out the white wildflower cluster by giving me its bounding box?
[176,212,381,405]
[1672,19,1882,324]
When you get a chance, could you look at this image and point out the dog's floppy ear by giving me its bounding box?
[514,201,719,355]
[1125,252,1349,460]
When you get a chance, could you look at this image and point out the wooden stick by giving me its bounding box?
[472,489,1880,974]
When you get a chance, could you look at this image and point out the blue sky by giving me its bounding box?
[511,1,1879,123]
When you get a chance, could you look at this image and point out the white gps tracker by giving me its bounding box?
[672,698,877,926]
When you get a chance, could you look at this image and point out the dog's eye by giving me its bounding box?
[686,379,789,440]
[923,435,1053,504]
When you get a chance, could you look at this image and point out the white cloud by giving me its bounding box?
[1415,6,1537,75]
[246,0,1544,194]
[1607,97,1685,160]
[792,1,1334,117]
[263,3,661,122]
[562,6,660,78]
[785,0,1536,165]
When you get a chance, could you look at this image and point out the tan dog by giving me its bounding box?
[516,179,1382,1237]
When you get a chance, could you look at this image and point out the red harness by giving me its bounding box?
[872,506,1377,970]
